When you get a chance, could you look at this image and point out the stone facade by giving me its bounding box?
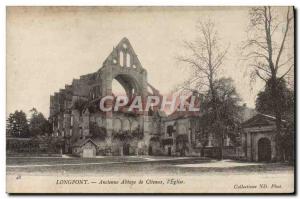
[50,38,165,156]
[72,138,97,157]
[49,38,239,157]
[241,114,286,162]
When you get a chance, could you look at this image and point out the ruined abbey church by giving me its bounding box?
[49,38,220,157]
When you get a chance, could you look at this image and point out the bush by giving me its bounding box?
[89,122,107,140]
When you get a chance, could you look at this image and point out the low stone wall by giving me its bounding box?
[7,153,62,157]
[223,146,245,160]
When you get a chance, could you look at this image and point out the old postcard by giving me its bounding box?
[6,6,295,194]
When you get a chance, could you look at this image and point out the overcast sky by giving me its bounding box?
[6,6,293,118]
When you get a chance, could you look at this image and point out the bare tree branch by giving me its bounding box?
[275,7,293,71]
[177,19,229,97]
[279,64,293,80]
[255,69,268,82]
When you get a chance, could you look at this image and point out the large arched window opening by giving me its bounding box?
[119,51,124,67]
[112,74,140,100]
[112,79,127,97]
[126,53,131,67]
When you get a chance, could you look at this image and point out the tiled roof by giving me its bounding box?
[73,138,97,147]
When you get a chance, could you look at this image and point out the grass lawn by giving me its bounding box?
[6,156,294,177]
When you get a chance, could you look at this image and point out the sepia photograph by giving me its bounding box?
[6,6,295,194]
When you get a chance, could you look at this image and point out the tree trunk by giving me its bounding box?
[220,130,224,160]
[270,77,283,162]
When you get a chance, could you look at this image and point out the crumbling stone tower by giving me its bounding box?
[99,37,152,149]
[50,38,163,155]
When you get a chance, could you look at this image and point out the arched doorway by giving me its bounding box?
[123,144,130,156]
[148,146,153,155]
[258,137,271,162]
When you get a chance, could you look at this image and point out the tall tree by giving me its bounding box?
[29,108,51,137]
[242,6,294,161]
[256,78,294,121]
[6,110,29,137]
[177,19,229,101]
[255,79,294,161]
[177,19,230,158]
[200,78,242,158]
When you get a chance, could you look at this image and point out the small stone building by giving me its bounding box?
[161,95,202,157]
[242,113,286,162]
[72,138,97,157]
